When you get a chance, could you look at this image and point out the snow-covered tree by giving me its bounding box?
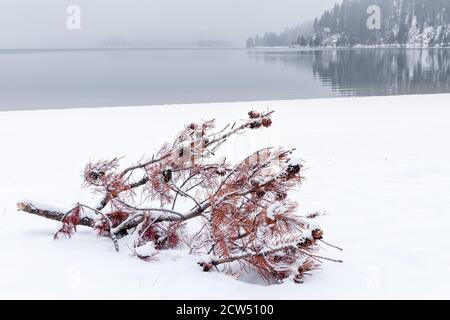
[17,111,341,284]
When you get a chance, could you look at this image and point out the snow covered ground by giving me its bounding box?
[0,94,449,299]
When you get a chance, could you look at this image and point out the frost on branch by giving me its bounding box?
[17,110,342,284]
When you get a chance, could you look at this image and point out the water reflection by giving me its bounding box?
[248,49,450,97]
[0,49,449,111]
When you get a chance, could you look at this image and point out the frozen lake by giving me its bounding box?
[0,48,449,111]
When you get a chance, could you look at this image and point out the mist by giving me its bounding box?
[0,0,340,48]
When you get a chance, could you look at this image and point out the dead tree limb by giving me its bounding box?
[17,110,342,284]
[17,202,95,227]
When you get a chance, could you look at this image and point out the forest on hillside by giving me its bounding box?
[247,0,450,47]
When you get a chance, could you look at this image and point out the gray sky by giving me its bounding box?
[0,0,340,48]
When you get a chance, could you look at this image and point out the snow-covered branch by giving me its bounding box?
[17,110,341,284]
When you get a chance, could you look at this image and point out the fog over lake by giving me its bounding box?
[0,0,340,48]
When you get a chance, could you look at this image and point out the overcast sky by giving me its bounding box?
[0,0,340,48]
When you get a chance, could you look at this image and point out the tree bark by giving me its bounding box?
[17,202,95,228]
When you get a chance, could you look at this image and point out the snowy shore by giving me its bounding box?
[0,94,449,299]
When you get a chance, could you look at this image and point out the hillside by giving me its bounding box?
[248,0,450,47]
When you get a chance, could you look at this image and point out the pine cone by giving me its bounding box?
[287,164,301,175]
[88,171,105,182]
[248,111,261,119]
[312,229,323,240]
[275,191,287,201]
[261,117,272,128]
[283,164,302,180]
[198,262,214,272]
[162,168,173,183]
[256,189,266,198]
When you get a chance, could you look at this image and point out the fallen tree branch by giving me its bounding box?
[17,202,95,228]
[78,204,120,252]
[17,110,342,284]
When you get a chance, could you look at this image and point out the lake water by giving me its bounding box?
[0,48,449,111]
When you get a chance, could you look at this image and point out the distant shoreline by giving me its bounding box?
[248,45,450,50]
[0,47,247,53]
[1,46,449,53]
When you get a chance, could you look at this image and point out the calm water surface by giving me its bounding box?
[0,48,449,111]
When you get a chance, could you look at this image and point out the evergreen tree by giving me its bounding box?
[246,37,255,48]
[248,0,450,47]
[300,36,308,46]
